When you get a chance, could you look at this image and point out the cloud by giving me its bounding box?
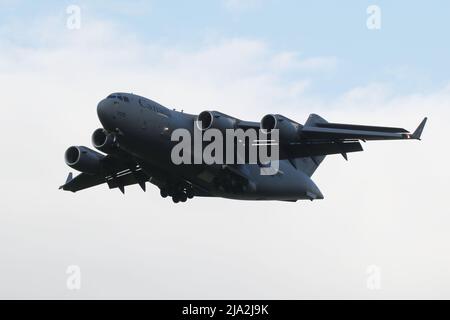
[222,0,264,12]
[271,52,337,71]
[0,15,332,120]
[88,0,153,16]
[0,13,449,299]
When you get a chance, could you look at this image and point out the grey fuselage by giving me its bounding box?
[96,93,323,201]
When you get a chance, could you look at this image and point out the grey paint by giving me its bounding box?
[60,92,426,203]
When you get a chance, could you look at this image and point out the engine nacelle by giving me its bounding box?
[260,114,302,143]
[196,111,237,131]
[92,128,118,154]
[64,146,104,174]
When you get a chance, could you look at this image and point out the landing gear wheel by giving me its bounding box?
[166,183,193,203]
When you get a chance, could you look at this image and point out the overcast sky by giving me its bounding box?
[0,0,449,299]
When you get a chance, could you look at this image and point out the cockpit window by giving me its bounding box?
[107,94,130,102]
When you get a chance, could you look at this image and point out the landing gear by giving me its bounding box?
[161,184,194,203]
[213,174,247,194]
[171,190,188,203]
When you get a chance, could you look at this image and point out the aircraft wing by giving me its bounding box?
[301,117,428,141]
[59,154,149,193]
[60,154,211,196]
[236,120,261,130]
[244,116,427,160]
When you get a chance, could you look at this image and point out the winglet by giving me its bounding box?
[411,117,428,140]
[66,172,73,184]
[59,172,73,190]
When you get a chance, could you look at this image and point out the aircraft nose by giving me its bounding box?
[97,99,114,130]
[97,99,108,118]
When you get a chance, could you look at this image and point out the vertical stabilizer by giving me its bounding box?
[297,114,328,177]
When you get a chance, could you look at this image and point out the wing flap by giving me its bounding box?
[316,122,409,133]
[287,141,363,158]
[301,126,410,141]
[105,168,149,191]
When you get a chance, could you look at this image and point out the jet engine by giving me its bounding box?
[260,114,302,143]
[196,111,237,131]
[64,146,104,174]
[92,128,118,154]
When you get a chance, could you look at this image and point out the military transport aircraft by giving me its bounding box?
[60,92,427,203]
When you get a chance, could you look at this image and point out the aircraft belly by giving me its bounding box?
[252,162,323,200]
[200,161,324,201]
